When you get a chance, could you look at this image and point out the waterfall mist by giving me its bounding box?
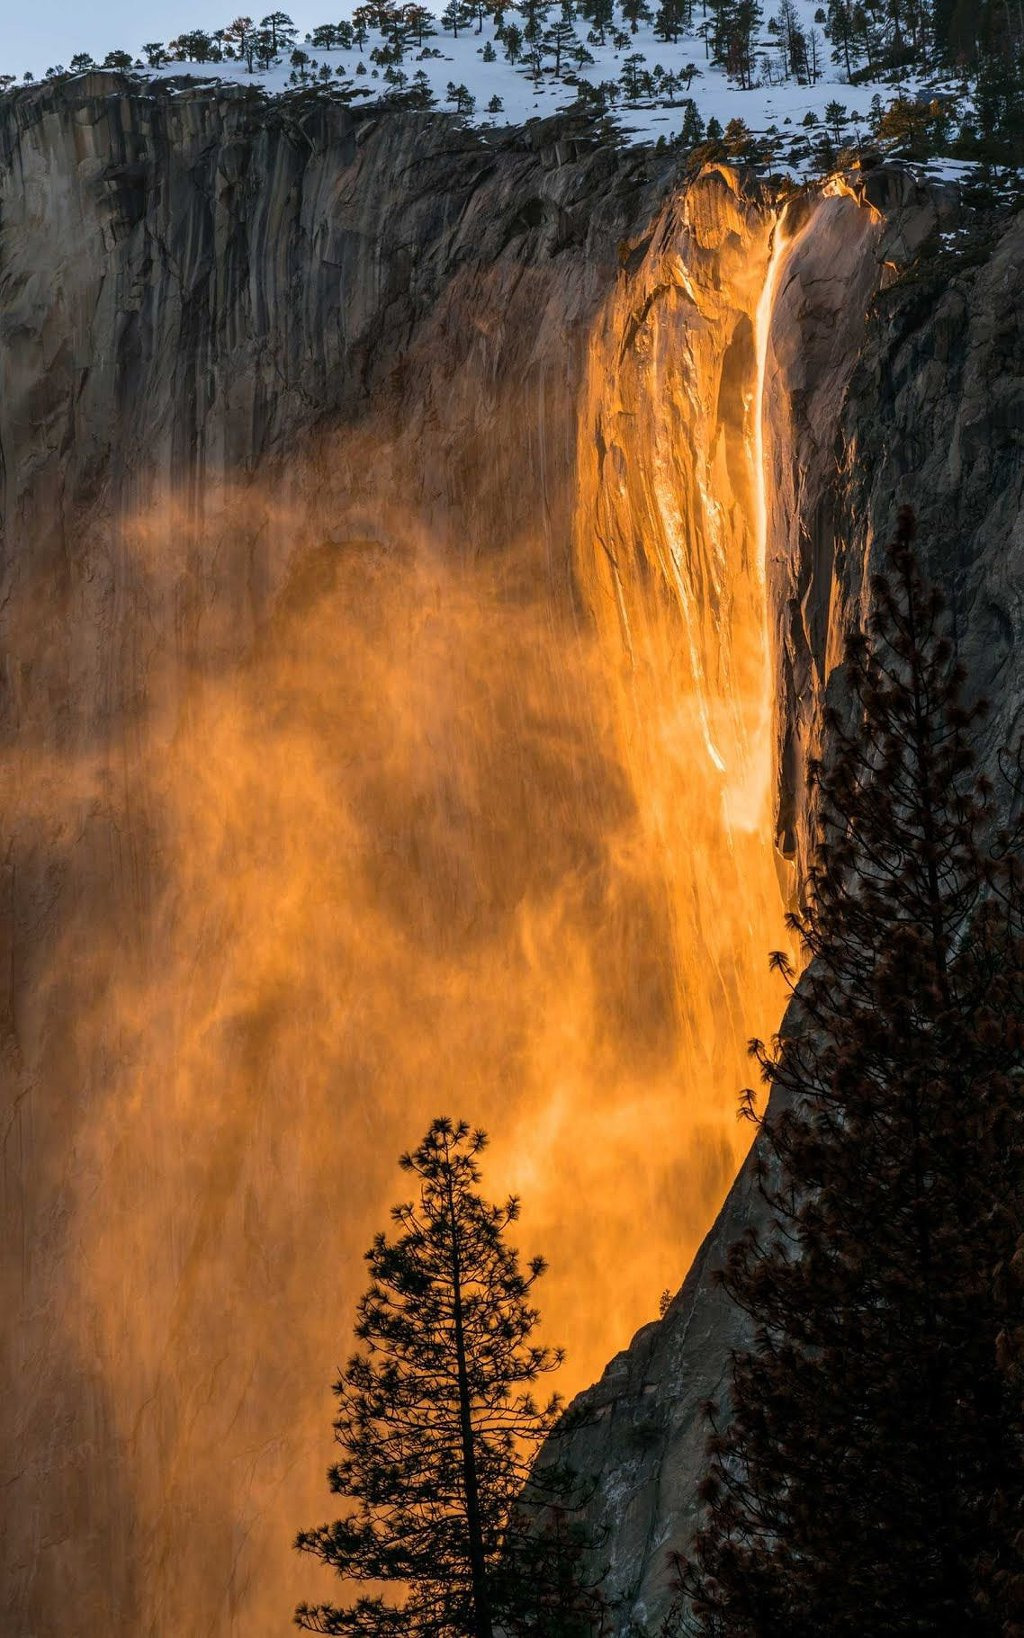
[2,153,797,1635]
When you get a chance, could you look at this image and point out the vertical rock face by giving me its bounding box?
[0,78,651,573]
[2,82,650,1638]
[572,170,790,1104]
[766,168,964,872]
[0,80,785,1638]
[5,72,1024,1638]
[833,192,1024,769]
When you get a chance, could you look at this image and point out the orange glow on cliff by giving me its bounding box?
[5,191,796,1633]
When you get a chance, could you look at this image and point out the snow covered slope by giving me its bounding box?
[13,0,963,160]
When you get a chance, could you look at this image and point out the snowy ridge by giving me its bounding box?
[5,0,970,165]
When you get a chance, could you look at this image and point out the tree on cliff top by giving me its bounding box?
[671,510,1024,1636]
[295,1117,602,1638]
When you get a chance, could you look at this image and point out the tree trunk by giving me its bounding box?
[447,1174,494,1638]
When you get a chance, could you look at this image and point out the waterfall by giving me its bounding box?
[3,130,805,1636]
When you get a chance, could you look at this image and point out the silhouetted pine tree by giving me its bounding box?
[296,1117,602,1638]
[671,511,1024,1637]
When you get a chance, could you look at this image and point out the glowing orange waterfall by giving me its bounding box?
[10,174,799,1637]
[747,211,800,845]
[568,180,796,1322]
[753,219,792,587]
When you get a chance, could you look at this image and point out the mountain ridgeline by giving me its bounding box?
[6,0,1024,169]
[2,74,1024,1637]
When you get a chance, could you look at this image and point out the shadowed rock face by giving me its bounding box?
[0,79,664,567]
[4,72,1024,1638]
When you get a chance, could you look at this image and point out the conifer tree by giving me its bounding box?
[543,17,577,74]
[296,1118,601,1638]
[671,511,1024,1637]
[679,96,705,145]
[826,0,859,76]
[654,0,687,42]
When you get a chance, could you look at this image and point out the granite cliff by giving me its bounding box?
[2,73,1023,1637]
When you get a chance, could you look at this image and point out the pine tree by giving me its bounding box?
[542,17,577,74]
[440,0,473,35]
[222,14,256,69]
[711,0,762,86]
[621,0,655,32]
[620,49,652,96]
[972,41,1024,165]
[503,21,525,60]
[446,80,477,114]
[260,8,298,51]
[296,1118,601,1638]
[679,96,706,144]
[400,5,437,47]
[582,0,614,44]
[774,0,807,77]
[671,511,1024,1637]
[824,96,848,140]
[654,0,687,42]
